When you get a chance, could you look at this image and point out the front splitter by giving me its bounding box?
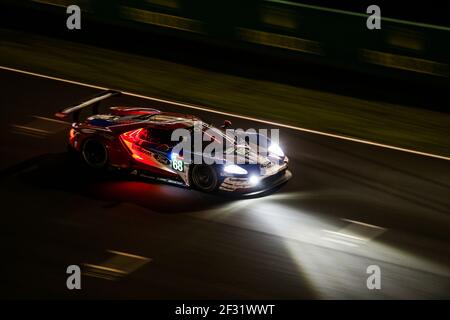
[219,169,292,197]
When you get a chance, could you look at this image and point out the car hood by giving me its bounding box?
[189,142,275,167]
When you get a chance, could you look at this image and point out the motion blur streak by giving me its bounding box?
[1,69,449,299]
[1,65,449,162]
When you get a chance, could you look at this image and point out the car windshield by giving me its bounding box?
[145,128,175,145]
[188,122,235,145]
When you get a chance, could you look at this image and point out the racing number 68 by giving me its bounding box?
[172,159,184,172]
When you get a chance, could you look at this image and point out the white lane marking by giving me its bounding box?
[11,124,50,134]
[338,223,386,242]
[0,66,108,89]
[322,219,387,247]
[1,65,449,161]
[83,263,127,275]
[10,129,45,139]
[32,115,71,125]
[83,250,152,281]
[10,115,70,139]
[321,237,359,247]
[321,229,367,242]
[11,116,69,138]
[342,218,387,230]
[108,249,149,260]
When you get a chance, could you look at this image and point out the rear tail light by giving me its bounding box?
[69,128,76,140]
[120,129,156,166]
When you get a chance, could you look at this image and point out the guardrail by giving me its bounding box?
[3,0,450,80]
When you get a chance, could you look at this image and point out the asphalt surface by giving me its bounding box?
[1,69,449,299]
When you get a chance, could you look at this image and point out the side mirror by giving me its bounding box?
[221,120,232,129]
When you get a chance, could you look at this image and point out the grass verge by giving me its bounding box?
[1,28,449,157]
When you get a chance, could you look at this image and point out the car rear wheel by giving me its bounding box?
[81,139,108,169]
[190,165,219,192]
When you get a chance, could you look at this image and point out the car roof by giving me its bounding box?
[145,112,201,129]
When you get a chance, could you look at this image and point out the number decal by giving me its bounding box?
[172,159,184,172]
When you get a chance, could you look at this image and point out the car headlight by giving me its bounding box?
[223,164,248,175]
[268,143,284,157]
[249,175,260,185]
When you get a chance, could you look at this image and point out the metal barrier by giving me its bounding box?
[4,0,450,79]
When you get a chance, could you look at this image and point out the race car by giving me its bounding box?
[55,90,291,195]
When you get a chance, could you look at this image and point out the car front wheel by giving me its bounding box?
[190,165,219,192]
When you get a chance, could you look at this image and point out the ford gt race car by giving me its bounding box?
[55,90,291,195]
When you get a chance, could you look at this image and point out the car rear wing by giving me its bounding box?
[55,89,122,122]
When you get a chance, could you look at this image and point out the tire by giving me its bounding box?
[81,138,108,169]
[190,164,219,192]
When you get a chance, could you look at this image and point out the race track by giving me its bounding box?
[1,69,449,299]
